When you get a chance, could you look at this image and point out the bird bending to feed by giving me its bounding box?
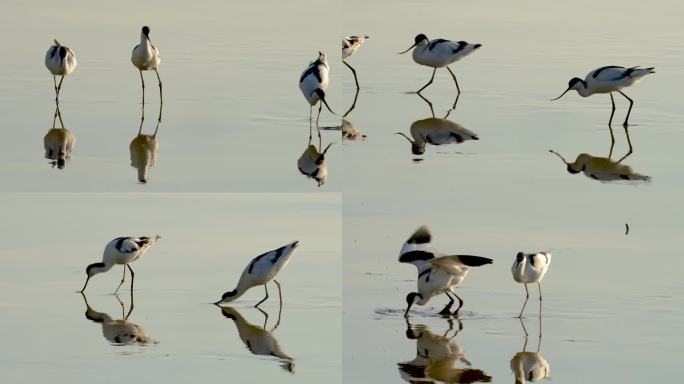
[299,52,335,124]
[80,235,161,293]
[342,35,369,90]
[551,66,654,127]
[399,226,493,317]
[398,34,482,94]
[131,26,162,104]
[511,251,551,318]
[215,241,299,308]
[81,292,155,345]
[45,40,77,100]
[396,117,479,155]
[549,149,650,183]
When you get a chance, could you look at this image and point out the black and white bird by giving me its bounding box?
[45,39,77,100]
[398,34,482,94]
[511,251,552,318]
[131,26,162,104]
[551,66,655,126]
[549,149,650,183]
[399,226,493,317]
[80,235,161,293]
[215,241,299,307]
[342,35,369,90]
[298,142,332,187]
[299,52,335,124]
[220,306,294,373]
[511,318,551,384]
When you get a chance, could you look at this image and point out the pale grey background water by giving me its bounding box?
[0,194,341,383]
[340,0,683,383]
[1,0,684,382]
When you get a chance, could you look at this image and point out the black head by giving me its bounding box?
[57,158,66,169]
[412,144,425,155]
[406,292,422,305]
[406,327,420,339]
[414,34,428,45]
[566,164,582,174]
[568,77,583,89]
[86,262,105,276]
[142,26,150,36]
[221,309,237,320]
[516,252,525,263]
[221,290,237,301]
[58,46,67,59]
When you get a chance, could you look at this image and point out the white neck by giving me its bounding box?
[140,33,149,45]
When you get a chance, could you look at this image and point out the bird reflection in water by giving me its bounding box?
[549,125,649,182]
[397,94,478,158]
[130,102,161,183]
[298,122,333,187]
[219,306,294,373]
[80,291,155,346]
[398,318,492,383]
[43,103,75,169]
[510,318,550,383]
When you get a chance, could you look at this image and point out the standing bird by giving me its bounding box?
[550,66,654,127]
[215,241,300,308]
[45,40,77,101]
[80,235,161,293]
[131,26,162,104]
[398,34,482,94]
[342,35,369,90]
[299,52,335,124]
[511,251,552,318]
[399,226,493,317]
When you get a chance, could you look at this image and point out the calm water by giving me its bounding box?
[340,0,684,383]
[1,0,684,382]
[0,194,341,383]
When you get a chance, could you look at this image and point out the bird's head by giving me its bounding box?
[516,252,525,263]
[142,26,150,38]
[317,51,327,64]
[215,289,238,305]
[398,34,428,54]
[86,262,106,277]
[395,132,424,155]
[406,292,423,306]
[551,77,584,101]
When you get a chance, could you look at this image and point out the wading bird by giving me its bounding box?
[215,241,299,308]
[131,26,162,104]
[342,35,369,90]
[44,103,75,169]
[299,52,335,124]
[398,34,481,94]
[130,103,162,183]
[80,235,161,293]
[80,291,154,345]
[511,251,551,318]
[551,66,654,127]
[45,40,77,100]
[399,226,492,317]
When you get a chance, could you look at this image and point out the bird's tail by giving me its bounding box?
[454,255,493,266]
[54,39,61,46]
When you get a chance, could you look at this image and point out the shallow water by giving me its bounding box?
[341,0,684,382]
[0,194,341,383]
[2,0,684,382]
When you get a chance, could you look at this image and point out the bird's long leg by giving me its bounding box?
[608,122,616,159]
[125,288,135,320]
[139,70,146,105]
[316,103,322,126]
[114,266,126,294]
[343,60,360,91]
[128,265,135,292]
[255,284,269,308]
[154,69,163,105]
[115,293,125,318]
[444,93,461,119]
[55,104,64,129]
[517,283,529,318]
[439,292,455,315]
[608,93,616,128]
[618,90,634,127]
[153,102,163,137]
[256,306,269,329]
[417,68,437,94]
[519,317,529,351]
[445,66,461,94]
[53,75,59,101]
[273,279,283,331]
[452,293,464,317]
[55,76,65,101]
